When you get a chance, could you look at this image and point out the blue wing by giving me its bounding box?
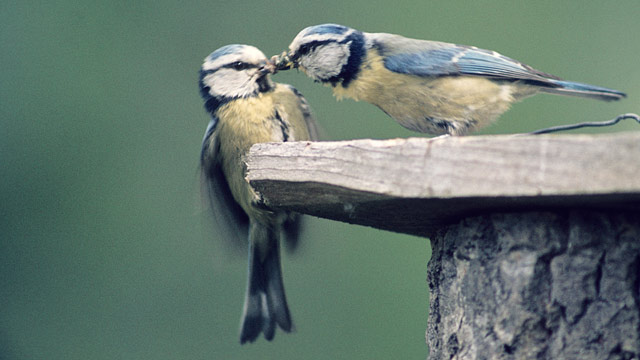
[200,117,249,243]
[367,32,625,101]
[374,34,558,84]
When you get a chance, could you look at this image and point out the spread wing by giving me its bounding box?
[200,117,248,243]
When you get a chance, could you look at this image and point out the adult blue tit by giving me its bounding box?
[274,24,626,135]
[198,44,318,344]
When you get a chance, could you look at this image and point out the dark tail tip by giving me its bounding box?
[544,79,626,101]
[239,312,266,344]
[239,224,293,344]
[239,287,292,344]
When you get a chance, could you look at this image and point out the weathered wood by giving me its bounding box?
[247,133,640,237]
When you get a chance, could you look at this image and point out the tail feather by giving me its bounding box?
[540,79,626,101]
[239,222,292,344]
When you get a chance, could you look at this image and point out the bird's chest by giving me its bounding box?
[331,53,518,134]
[217,97,288,147]
[214,97,293,215]
[332,51,428,107]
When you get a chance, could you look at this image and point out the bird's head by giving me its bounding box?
[274,24,365,87]
[199,44,275,107]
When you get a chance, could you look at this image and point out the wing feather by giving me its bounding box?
[372,33,559,84]
[200,117,249,243]
[284,85,320,141]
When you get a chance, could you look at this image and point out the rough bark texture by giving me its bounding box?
[427,210,640,360]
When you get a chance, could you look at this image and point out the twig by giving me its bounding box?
[521,113,640,135]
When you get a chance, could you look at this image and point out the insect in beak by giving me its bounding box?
[271,52,295,72]
[258,60,276,76]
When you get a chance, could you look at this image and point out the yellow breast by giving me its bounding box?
[332,49,535,134]
[214,85,313,220]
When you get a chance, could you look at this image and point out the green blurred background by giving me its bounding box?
[1,0,639,359]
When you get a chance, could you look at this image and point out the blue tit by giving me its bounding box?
[274,24,626,135]
[198,44,318,344]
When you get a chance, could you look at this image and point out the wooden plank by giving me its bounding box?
[246,133,640,237]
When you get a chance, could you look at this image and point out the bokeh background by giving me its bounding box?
[2,1,639,359]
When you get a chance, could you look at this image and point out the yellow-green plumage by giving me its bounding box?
[199,44,318,344]
[200,46,317,343]
[282,24,625,135]
[214,84,314,223]
[330,49,537,135]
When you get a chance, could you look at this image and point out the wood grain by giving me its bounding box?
[247,133,640,237]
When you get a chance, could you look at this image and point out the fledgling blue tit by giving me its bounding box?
[274,24,626,135]
[198,44,318,344]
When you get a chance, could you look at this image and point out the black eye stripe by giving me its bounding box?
[296,40,333,56]
[225,61,256,71]
[202,62,258,74]
[295,37,355,59]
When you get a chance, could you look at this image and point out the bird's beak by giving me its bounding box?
[271,52,296,72]
[258,60,276,76]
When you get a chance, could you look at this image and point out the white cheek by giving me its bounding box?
[207,70,258,98]
[300,42,350,81]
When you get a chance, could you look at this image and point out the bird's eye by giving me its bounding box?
[231,61,250,71]
[298,44,312,55]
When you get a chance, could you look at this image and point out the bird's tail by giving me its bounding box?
[239,222,292,344]
[540,79,626,101]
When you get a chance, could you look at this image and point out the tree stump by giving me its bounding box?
[428,211,640,360]
[246,133,640,359]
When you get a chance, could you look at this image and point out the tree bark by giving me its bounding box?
[427,210,640,360]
